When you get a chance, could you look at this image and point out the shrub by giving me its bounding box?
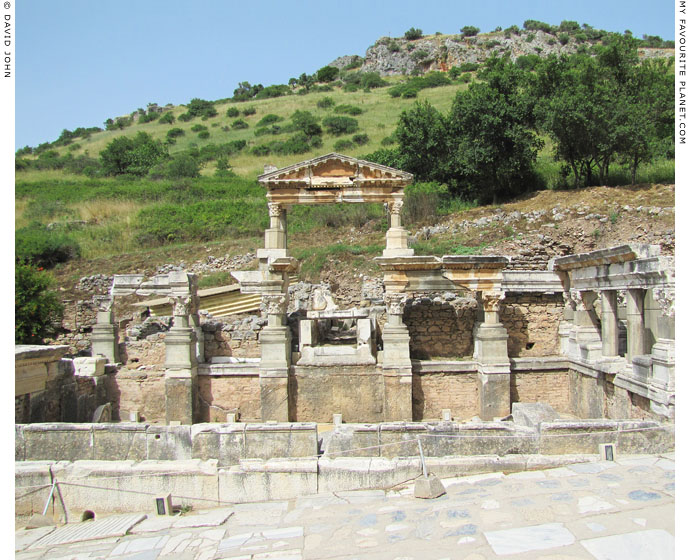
[167,127,185,140]
[558,33,570,45]
[334,104,363,115]
[231,119,249,129]
[515,54,540,71]
[559,20,580,33]
[198,130,210,139]
[459,73,471,83]
[15,262,64,344]
[250,144,271,156]
[138,112,159,124]
[317,96,335,109]
[242,106,256,116]
[255,84,291,99]
[526,33,535,42]
[255,125,282,136]
[16,225,81,268]
[381,135,396,146]
[459,62,480,72]
[187,98,218,118]
[344,56,364,70]
[404,27,423,40]
[352,133,369,146]
[290,110,322,137]
[389,41,401,52]
[165,154,201,179]
[343,83,359,92]
[448,66,462,79]
[334,139,354,151]
[523,19,554,33]
[411,49,430,62]
[504,25,520,37]
[316,66,339,82]
[403,182,448,223]
[360,72,387,88]
[191,124,208,132]
[256,114,283,126]
[226,106,240,118]
[461,26,480,37]
[159,112,175,124]
[322,116,358,135]
[100,132,167,176]
[178,112,193,122]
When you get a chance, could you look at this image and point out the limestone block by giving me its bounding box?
[15,425,25,461]
[146,425,192,461]
[92,423,147,461]
[58,460,219,517]
[73,356,107,377]
[631,355,652,383]
[379,422,426,458]
[512,403,560,428]
[165,374,197,425]
[317,457,379,493]
[15,461,56,517]
[616,420,674,454]
[538,420,620,455]
[260,376,289,422]
[414,474,446,499]
[383,374,413,421]
[244,422,317,459]
[191,423,247,466]
[478,371,511,420]
[651,339,675,390]
[383,228,414,257]
[24,424,94,462]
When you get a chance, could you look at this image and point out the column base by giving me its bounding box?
[381,323,412,371]
[383,370,412,421]
[478,369,511,421]
[92,323,119,364]
[164,369,197,424]
[260,375,289,422]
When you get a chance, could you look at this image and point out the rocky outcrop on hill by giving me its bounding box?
[331,30,672,76]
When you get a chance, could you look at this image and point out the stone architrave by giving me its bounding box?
[473,292,510,420]
[91,296,119,363]
[259,293,291,422]
[381,292,412,421]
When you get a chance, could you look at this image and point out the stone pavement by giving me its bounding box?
[15,453,675,560]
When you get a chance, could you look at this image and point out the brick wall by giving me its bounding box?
[511,371,570,414]
[106,369,166,423]
[412,372,479,421]
[197,375,261,422]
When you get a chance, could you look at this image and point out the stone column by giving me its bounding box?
[381,293,412,421]
[473,292,511,420]
[383,197,414,257]
[91,298,119,363]
[258,202,288,264]
[626,289,646,362]
[164,295,198,424]
[188,278,204,364]
[259,293,291,421]
[558,290,576,355]
[650,287,675,396]
[568,290,601,361]
[599,290,619,357]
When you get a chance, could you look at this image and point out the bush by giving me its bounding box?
[334,104,363,115]
[352,133,369,145]
[187,98,218,118]
[178,112,193,122]
[290,110,322,137]
[16,225,81,268]
[100,132,168,176]
[322,116,359,135]
[167,127,185,140]
[515,54,540,71]
[317,96,335,109]
[459,62,480,72]
[159,112,175,124]
[459,73,471,83]
[231,119,249,129]
[256,114,283,126]
[334,139,354,151]
[461,26,480,37]
[504,25,520,37]
[559,20,580,33]
[138,112,159,124]
[226,106,240,118]
[404,27,423,40]
[381,135,396,146]
[526,33,535,42]
[255,125,282,136]
[558,33,570,45]
[403,182,448,223]
[241,106,256,116]
[165,154,201,179]
[15,262,64,344]
[255,84,291,99]
[198,130,210,139]
[191,124,207,132]
[316,66,339,82]
[523,19,554,33]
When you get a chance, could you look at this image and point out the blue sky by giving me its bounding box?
[15,0,676,149]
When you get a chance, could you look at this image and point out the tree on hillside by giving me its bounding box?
[15,262,63,344]
[100,132,168,176]
[404,27,423,40]
[445,56,542,203]
[316,65,339,83]
[460,26,480,37]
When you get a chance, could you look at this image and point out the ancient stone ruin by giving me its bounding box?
[16,154,674,516]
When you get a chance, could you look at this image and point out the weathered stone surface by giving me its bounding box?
[93,423,147,461]
[512,402,560,428]
[24,424,94,462]
[414,474,446,499]
[146,425,192,461]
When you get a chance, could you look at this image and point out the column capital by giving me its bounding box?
[482,292,505,312]
[263,293,287,315]
[384,292,407,315]
[267,202,283,218]
[95,295,113,312]
[168,294,192,317]
[389,199,404,215]
[652,287,675,318]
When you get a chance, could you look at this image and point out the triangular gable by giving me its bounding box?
[257,153,413,187]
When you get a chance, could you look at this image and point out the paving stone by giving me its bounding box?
[30,514,147,549]
[581,529,674,559]
[655,458,675,471]
[172,509,233,529]
[217,533,253,551]
[484,523,576,555]
[567,462,614,474]
[628,490,661,501]
[159,532,192,556]
[577,496,614,514]
[15,527,56,551]
[507,471,546,480]
[262,527,303,540]
[585,522,606,532]
[543,467,578,478]
[131,516,177,534]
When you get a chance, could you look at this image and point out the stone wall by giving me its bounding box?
[106,369,166,423]
[511,371,570,414]
[202,316,263,360]
[289,366,384,423]
[404,295,477,359]
[502,293,564,357]
[569,369,664,422]
[412,371,478,421]
[198,374,261,422]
